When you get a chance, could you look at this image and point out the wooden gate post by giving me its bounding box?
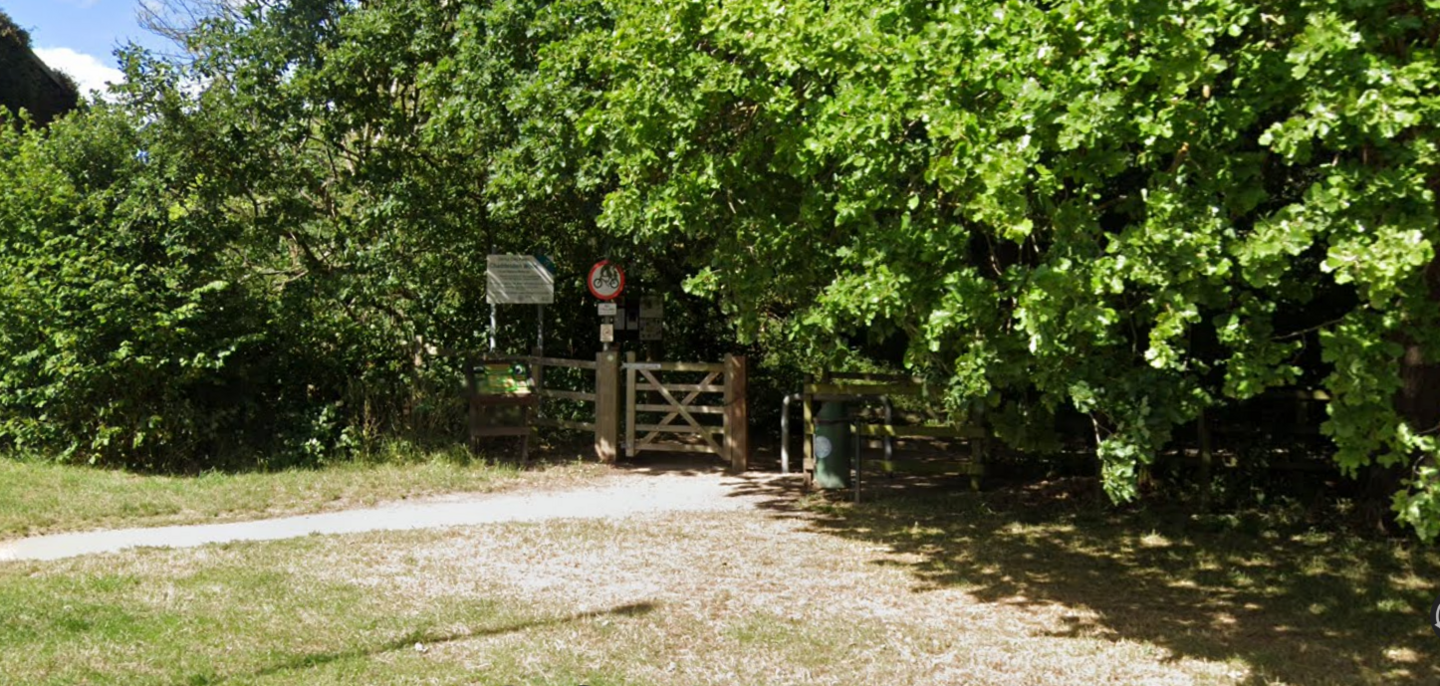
[465,356,480,453]
[625,352,638,457]
[724,354,749,472]
[595,350,621,463]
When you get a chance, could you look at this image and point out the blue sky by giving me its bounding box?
[5,1,174,93]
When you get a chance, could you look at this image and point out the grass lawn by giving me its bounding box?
[1,470,1435,685]
[0,447,605,539]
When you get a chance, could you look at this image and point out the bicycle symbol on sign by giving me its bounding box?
[594,265,620,290]
[587,260,625,300]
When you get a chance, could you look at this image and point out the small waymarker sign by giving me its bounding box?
[587,260,625,301]
[487,255,555,304]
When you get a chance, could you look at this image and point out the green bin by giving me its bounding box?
[812,401,851,489]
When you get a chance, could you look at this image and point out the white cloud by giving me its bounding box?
[32,47,124,95]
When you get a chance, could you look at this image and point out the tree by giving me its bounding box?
[564,0,1440,536]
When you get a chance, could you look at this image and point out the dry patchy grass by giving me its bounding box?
[0,467,1434,685]
[0,452,608,539]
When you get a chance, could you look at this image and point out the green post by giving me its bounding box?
[812,401,851,489]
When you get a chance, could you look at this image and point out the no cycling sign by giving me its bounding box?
[587,260,625,301]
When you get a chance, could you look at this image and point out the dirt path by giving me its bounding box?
[0,467,792,562]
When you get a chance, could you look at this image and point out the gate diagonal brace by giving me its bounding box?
[638,369,721,453]
[641,370,719,435]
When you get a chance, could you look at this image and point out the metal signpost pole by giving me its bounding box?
[489,303,497,354]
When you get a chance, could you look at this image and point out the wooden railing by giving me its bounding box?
[803,372,987,500]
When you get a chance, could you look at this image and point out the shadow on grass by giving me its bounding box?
[729,472,1438,685]
[189,601,656,685]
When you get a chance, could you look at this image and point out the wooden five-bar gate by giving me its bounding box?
[624,352,748,472]
[466,351,748,471]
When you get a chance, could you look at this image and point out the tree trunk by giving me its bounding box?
[1374,257,1440,533]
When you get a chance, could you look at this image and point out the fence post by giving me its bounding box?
[465,356,480,453]
[724,354,749,472]
[625,351,637,457]
[801,375,813,486]
[595,350,620,464]
[531,347,544,420]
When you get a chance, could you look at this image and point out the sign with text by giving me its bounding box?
[486,255,555,304]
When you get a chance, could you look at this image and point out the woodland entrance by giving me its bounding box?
[466,351,748,471]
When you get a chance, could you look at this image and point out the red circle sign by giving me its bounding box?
[587,260,625,301]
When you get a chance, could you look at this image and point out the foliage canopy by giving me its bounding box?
[2,0,1439,536]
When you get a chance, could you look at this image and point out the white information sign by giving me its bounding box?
[487,255,555,304]
[598,302,618,316]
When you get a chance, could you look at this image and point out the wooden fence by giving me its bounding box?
[803,372,987,499]
[465,350,746,469]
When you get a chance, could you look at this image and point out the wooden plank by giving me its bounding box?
[531,417,596,432]
[657,361,725,373]
[532,356,598,370]
[632,382,726,393]
[725,353,749,472]
[595,351,620,463]
[470,426,532,437]
[539,389,596,403]
[805,382,924,397]
[469,393,538,407]
[623,361,725,373]
[634,442,724,454]
[828,372,924,384]
[852,424,987,439]
[485,355,533,365]
[877,460,986,476]
[635,403,725,414]
[631,423,724,434]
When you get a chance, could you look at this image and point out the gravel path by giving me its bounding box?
[0,471,789,562]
